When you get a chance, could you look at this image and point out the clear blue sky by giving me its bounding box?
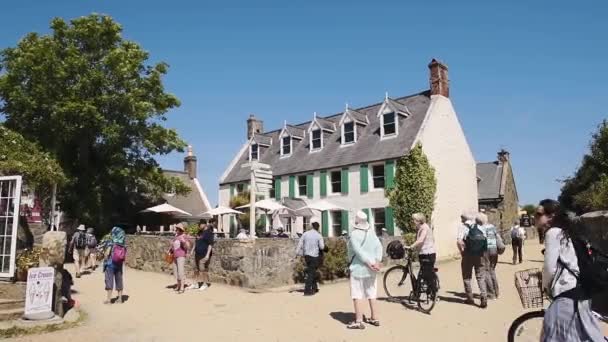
[2,0,607,207]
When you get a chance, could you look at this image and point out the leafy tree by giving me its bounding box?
[560,120,608,213]
[522,204,537,216]
[0,14,189,230]
[388,143,437,233]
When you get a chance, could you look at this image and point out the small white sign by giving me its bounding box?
[25,267,55,316]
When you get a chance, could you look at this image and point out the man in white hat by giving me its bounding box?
[69,224,88,278]
[296,217,325,296]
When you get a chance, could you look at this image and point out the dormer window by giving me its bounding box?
[342,121,355,144]
[382,112,396,136]
[250,143,259,161]
[311,129,322,150]
[281,136,291,156]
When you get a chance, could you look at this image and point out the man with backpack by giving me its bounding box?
[69,224,88,278]
[85,227,98,271]
[461,214,489,308]
[510,219,526,264]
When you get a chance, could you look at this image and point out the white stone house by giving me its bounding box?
[219,59,478,258]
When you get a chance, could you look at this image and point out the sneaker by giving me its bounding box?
[480,298,488,309]
[187,283,200,290]
[199,284,209,291]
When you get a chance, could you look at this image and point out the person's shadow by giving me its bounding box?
[329,312,355,325]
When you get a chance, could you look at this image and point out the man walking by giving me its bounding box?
[70,225,88,278]
[510,219,526,264]
[296,218,325,296]
[459,213,489,308]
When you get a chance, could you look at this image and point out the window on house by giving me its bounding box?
[298,175,307,197]
[269,181,275,199]
[383,112,396,136]
[372,164,385,189]
[236,183,245,194]
[311,129,322,150]
[331,211,342,237]
[282,136,291,155]
[303,216,310,231]
[330,171,341,194]
[343,122,355,144]
[373,208,386,236]
[250,144,259,161]
[285,217,292,233]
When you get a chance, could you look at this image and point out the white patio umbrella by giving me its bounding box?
[140,203,192,216]
[236,199,292,232]
[298,199,344,212]
[201,206,243,234]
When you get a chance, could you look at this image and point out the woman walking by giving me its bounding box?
[537,199,604,341]
[102,226,126,304]
[346,211,382,330]
[476,213,501,300]
[170,223,190,294]
[408,213,438,294]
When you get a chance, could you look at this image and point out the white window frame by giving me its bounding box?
[372,208,386,237]
[380,111,398,139]
[280,135,292,157]
[297,175,307,197]
[310,128,323,152]
[249,143,259,161]
[341,119,356,145]
[330,210,342,237]
[329,170,342,195]
[0,175,22,278]
[370,163,386,190]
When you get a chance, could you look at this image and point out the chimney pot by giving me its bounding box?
[184,146,197,179]
[247,114,264,140]
[428,58,450,97]
[497,149,510,163]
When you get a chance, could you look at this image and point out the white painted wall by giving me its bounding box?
[416,95,479,259]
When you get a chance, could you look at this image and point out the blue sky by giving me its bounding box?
[2,0,607,206]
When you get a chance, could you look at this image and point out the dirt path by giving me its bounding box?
[10,242,607,341]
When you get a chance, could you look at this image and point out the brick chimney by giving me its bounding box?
[184,145,197,179]
[497,149,510,164]
[247,114,264,140]
[428,58,449,97]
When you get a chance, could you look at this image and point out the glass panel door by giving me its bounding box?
[0,176,22,278]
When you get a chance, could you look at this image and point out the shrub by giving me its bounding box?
[293,238,349,283]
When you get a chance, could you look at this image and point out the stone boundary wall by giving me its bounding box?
[126,235,401,289]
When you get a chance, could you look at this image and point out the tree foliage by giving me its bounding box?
[560,120,608,213]
[522,204,537,216]
[388,143,437,233]
[0,14,189,229]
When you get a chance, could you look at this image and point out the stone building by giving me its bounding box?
[476,150,520,233]
[219,59,478,259]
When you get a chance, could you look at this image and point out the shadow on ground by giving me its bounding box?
[329,312,354,325]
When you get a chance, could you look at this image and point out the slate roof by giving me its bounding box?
[222,91,431,185]
[162,170,211,215]
[476,162,504,200]
[284,125,306,139]
[252,134,272,146]
[345,108,369,124]
[314,117,336,131]
[386,98,412,115]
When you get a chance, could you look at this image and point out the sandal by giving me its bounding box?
[346,321,365,330]
[364,317,380,327]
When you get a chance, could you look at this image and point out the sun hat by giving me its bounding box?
[175,223,185,232]
[353,211,370,230]
[76,224,85,231]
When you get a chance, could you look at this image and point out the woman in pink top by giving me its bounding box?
[170,224,190,294]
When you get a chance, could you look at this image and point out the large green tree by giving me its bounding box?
[0,14,189,229]
[388,143,437,233]
[560,120,608,213]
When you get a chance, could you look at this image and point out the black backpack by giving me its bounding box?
[560,236,608,299]
[465,224,487,256]
[74,232,87,249]
[386,240,405,260]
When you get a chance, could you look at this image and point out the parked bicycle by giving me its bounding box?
[382,246,440,314]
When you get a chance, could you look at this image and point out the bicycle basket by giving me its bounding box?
[386,240,405,260]
[514,268,543,309]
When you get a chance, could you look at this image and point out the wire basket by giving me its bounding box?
[514,268,544,309]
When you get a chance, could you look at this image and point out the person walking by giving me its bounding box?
[296,218,325,296]
[69,225,88,278]
[461,213,489,308]
[169,223,190,294]
[85,227,98,271]
[408,213,437,294]
[191,222,214,291]
[346,211,382,330]
[101,226,127,304]
[537,199,604,341]
[476,213,502,300]
[510,218,526,264]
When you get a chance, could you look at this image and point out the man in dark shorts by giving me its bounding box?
[192,222,214,291]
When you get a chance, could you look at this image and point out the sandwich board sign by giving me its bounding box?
[24,267,55,319]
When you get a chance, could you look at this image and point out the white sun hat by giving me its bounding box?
[353,211,370,230]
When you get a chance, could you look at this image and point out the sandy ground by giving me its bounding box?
[10,242,608,342]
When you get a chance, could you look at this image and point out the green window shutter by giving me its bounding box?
[260,214,266,228]
[230,184,235,198]
[385,160,395,190]
[362,208,371,223]
[322,211,329,237]
[307,174,314,199]
[289,175,296,199]
[341,210,349,234]
[230,216,236,235]
[341,167,349,194]
[360,164,369,193]
[385,207,395,235]
[320,171,327,197]
[274,177,282,201]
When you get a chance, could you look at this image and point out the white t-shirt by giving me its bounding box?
[542,227,579,297]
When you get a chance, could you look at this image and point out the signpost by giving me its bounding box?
[24,267,55,320]
[241,162,273,238]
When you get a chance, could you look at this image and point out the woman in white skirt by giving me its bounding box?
[537,199,604,342]
[346,211,383,330]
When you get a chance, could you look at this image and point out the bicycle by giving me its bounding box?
[382,247,440,314]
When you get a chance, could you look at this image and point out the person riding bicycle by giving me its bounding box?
[537,199,604,342]
[407,213,437,294]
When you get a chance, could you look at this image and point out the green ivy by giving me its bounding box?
[388,143,437,234]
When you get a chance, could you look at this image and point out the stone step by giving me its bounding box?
[0,299,25,311]
[0,307,24,321]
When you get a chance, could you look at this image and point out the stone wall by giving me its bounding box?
[126,235,402,289]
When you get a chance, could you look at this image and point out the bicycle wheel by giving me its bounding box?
[507,310,545,342]
[383,265,412,301]
[416,278,437,314]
